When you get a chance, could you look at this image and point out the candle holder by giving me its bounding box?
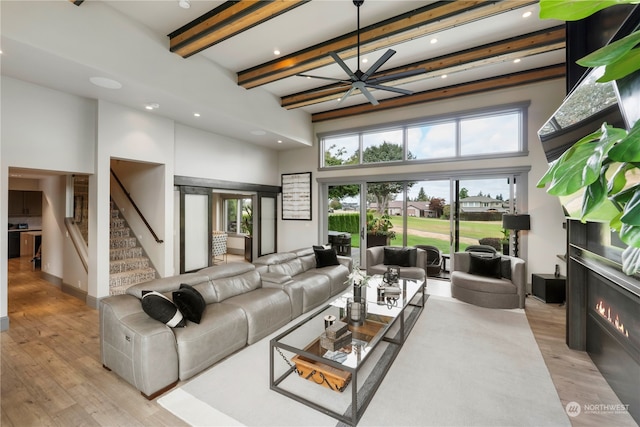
[347,297,366,326]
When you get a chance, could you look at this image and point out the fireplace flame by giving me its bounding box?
[595,300,629,338]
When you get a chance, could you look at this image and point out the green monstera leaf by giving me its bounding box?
[537,124,626,196]
[538,0,637,21]
[621,246,640,275]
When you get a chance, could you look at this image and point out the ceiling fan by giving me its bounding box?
[298,0,425,106]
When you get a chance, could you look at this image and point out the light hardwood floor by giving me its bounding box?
[2,258,637,426]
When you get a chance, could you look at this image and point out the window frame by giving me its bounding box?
[318,102,529,170]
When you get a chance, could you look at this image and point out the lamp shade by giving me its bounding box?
[502,214,530,231]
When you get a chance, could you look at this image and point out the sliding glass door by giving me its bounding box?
[327,184,362,265]
[323,172,523,271]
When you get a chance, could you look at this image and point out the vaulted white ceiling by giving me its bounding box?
[0,0,564,149]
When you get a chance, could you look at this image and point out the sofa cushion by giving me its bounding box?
[253,252,297,267]
[210,270,261,302]
[469,254,502,278]
[269,258,305,277]
[173,284,206,324]
[140,291,186,328]
[451,271,517,294]
[501,258,512,280]
[383,247,416,267]
[127,272,208,299]
[173,303,248,380]
[313,246,339,268]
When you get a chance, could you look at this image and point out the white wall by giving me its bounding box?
[1,77,97,328]
[174,124,280,186]
[277,79,568,287]
[95,100,176,295]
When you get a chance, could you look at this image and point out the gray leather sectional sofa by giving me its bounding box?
[99,248,352,399]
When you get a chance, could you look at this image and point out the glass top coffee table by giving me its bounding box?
[270,275,426,426]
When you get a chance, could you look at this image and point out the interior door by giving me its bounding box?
[180,187,212,273]
[257,192,277,257]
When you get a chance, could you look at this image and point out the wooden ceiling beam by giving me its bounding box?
[282,26,565,109]
[311,64,565,122]
[169,0,310,59]
[238,0,538,89]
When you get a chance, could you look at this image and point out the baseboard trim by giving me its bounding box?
[0,316,9,331]
[86,294,99,310]
[61,282,88,302]
[41,271,63,287]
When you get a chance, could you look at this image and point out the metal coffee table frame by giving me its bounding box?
[269,276,426,426]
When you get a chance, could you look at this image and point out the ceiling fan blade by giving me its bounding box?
[330,52,357,81]
[336,86,357,106]
[361,49,396,81]
[366,68,426,85]
[297,73,351,84]
[365,83,413,96]
[360,86,379,106]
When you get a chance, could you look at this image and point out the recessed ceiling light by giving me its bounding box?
[513,58,521,63]
[274,49,280,55]
[430,38,438,44]
[251,130,266,136]
[193,113,201,117]
[145,103,159,110]
[441,74,448,79]
[178,0,190,9]
[277,140,283,144]
[522,11,532,18]
[362,58,368,63]
[90,76,122,89]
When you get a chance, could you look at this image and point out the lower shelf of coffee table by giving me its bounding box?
[291,318,386,393]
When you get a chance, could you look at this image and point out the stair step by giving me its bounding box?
[109,268,157,293]
[111,209,121,218]
[110,236,137,250]
[110,257,150,274]
[110,218,126,229]
[110,227,131,239]
[110,247,143,261]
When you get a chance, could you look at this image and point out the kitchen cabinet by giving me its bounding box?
[8,190,42,217]
[8,232,20,258]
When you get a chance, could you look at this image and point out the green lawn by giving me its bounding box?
[343,216,502,253]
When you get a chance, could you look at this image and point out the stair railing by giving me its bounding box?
[110,169,164,244]
[65,217,88,272]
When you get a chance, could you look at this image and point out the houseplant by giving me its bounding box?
[242,204,253,261]
[366,214,396,248]
[537,0,640,275]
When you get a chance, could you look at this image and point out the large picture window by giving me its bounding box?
[320,105,525,168]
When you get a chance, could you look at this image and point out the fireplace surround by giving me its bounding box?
[566,220,640,423]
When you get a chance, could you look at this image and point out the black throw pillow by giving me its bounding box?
[383,247,412,267]
[173,283,206,324]
[314,246,339,268]
[141,291,186,328]
[468,254,502,279]
[501,257,512,280]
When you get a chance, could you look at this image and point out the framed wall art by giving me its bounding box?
[282,172,312,220]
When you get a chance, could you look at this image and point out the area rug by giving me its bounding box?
[158,295,570,426]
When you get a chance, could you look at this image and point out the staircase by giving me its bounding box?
[109,200,157,295]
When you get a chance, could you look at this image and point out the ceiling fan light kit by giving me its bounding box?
[298,0,425,106]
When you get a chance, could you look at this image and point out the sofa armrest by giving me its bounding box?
[337,255,353,272]
[366,246,384,269]
[510,257,527,308]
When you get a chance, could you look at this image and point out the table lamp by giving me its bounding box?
[502,214,530,258]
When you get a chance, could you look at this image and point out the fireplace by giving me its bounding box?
[566,220,640,424]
